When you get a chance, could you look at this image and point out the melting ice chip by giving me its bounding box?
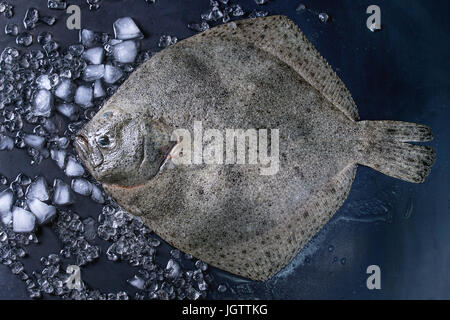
[112,40,138,63]
[319,12,329,23]
[74,85,93,108]
[296,3,306,11]
[55,79,76,102]
[93,79,105,98]
[27,198,56,225]
[113,17,143,40]
[82,217,97,240]
[50,148,66,169]
[103,64,123,84]
[23,8,39,30]
[32,89,53,117]
[91,184,105,204]
[187,21,210,32]
[48,0,67,10]
[16,32,33,47]
[83,47,104,65]
[0,134,14,151]
[127,275,145,290]
[0,189,14,214]
[52,179,74,206]
[65,156,85,177]
[26,176,50,202]
[82,64,105,82]
[56,103,79,121]
[24,134,46,149]
[12,207,36,233]
[71,178,92,196]
[249,10,268,18]
[158,35,177,48]
[166,259,181,279]
[201,6,224,21]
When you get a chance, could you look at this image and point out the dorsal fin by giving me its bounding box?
[198,15,359,121]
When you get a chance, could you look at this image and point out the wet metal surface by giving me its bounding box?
[0,0,449,299]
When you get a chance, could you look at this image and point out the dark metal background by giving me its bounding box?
[0,0,449,299]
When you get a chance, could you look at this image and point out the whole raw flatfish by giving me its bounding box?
[75,16,435,280]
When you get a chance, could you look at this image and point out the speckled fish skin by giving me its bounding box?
[75,16,435,281]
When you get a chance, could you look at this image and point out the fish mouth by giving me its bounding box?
[74,133,104,169]
[74,134,89,161]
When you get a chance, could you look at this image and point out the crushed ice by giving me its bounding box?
[0,0,281,299]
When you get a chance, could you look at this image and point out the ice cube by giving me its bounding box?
[32,89,53,117]
[1,211,12,225]
[112,40,138,63]
[90,184,105,204]
[79,29,98,47]
[217,284,227,293]
[0,135,14,151]
[53,136,69,149]
[82,64,105,81]
[36,75,51,90]
[83,47,104,64]
[69,44,84,56]
[65,156,85,177]
[52,179,74,206]
[55,79,76,102]
[37,32,52,46]
[232,4,244,17]
[12,207,36,233]
[103,64,123,84]
[56,103,78,121]
[24,134,46,150]
[50,149,66,169]
[27,198,56,225]
[255,0,269,4]
[43,118,57,134]
[113,17,143,40]
[71,178,92,196]
[93,79,105,98]
[26,176,50,202]
[5,22,18,36]
[0,189,14,214]
[74,85,93,108]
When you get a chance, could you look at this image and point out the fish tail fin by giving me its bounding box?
[356,121,435,183]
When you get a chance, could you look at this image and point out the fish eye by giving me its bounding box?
[97,135,111,148]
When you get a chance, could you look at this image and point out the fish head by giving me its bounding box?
[75,107,173,187]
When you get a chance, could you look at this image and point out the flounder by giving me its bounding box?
[75,16,435,280]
